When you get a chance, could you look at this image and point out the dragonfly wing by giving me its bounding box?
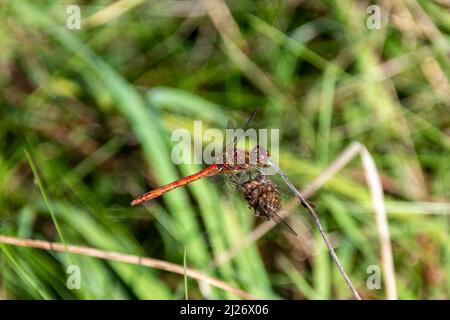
[226,119,235,130]
[223,109,260,160]
[226,172,248,194]
[243,107,260,129]
[270,211,298,236]
[226,120,237,150]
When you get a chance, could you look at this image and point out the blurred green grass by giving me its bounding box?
[0,0,449,299]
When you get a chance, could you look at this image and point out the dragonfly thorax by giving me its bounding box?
[217,145,271,173]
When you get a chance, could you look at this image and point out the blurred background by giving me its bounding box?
[0,0,449,299]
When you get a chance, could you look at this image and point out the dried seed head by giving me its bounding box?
[242,174,281,221]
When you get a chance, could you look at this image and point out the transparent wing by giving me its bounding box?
[221,108,260,162]
[270,211,298,236]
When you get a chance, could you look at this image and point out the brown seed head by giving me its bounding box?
[242,173,281,220]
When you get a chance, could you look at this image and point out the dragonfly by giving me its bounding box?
[130,111,365,300]
[131,110,297,236]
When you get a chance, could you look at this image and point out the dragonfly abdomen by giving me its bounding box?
[131,164,222,205]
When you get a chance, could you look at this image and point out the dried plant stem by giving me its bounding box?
[0,235,254,300]
[358,145,397,300]
[268,159,362,300]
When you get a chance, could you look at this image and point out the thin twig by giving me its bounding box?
[268,159,362,300]
[0,235,255,300]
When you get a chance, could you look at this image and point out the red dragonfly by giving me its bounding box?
[131,110,297,235]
